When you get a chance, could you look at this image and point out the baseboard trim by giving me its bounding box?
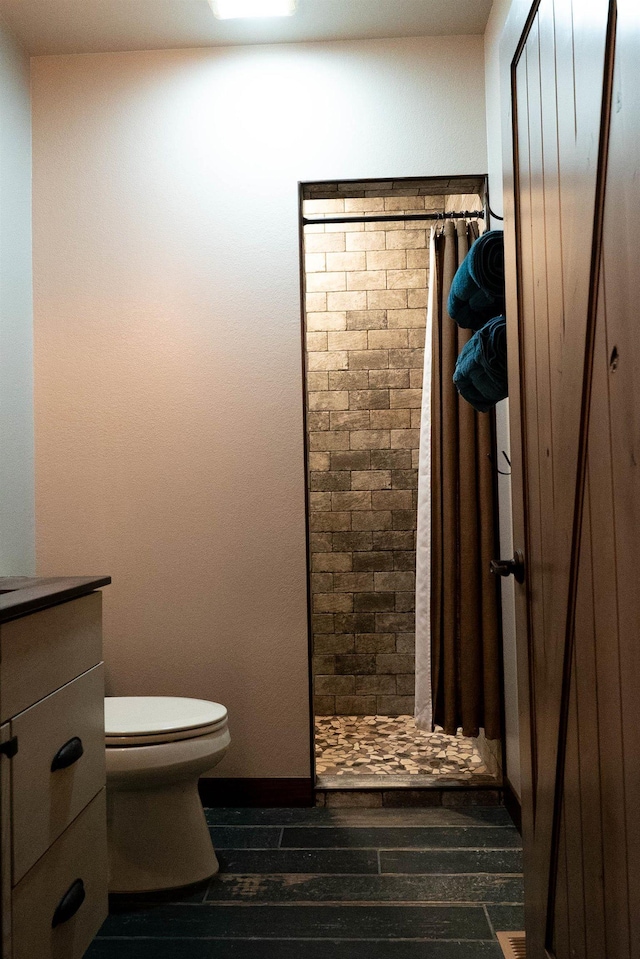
[503,777,522,833]
[199,777,314,808]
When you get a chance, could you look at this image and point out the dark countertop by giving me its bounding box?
[0,576,111,624]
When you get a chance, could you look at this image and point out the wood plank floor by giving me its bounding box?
[86,805,524,958]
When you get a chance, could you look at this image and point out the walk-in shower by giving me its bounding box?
[301,176,501,790]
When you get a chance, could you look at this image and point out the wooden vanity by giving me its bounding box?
[0,576,110,959]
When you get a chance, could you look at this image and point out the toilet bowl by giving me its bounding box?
[104,696,230,893]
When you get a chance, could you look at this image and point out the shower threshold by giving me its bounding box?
[316,772,501,790]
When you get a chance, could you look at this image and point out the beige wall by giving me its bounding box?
[484,0,521,798]
[32,36,487,779]
[0,17,34,575]
[485,0,512,221]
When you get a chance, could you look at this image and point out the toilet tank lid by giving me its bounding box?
[104,696,228,736]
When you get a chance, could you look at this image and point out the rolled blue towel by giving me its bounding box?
[448,230,505,331]
[453,315,508,413]
[468,229,505,297]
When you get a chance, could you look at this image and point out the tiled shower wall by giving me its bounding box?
[304,192,441,717]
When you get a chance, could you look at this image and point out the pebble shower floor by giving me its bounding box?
[315,715,489,778]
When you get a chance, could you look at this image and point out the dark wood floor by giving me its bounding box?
[86,805,524,958]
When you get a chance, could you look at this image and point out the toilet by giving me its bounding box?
[104,696,230,893]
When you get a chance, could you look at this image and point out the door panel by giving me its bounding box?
[600,6,640,948]
[572,478,606,959]
[505,0,640,954]
[552,800,570,956]
[513,37,543,800]
[558,660,585,958]
[508,0,620,955]
[588,273,630,958]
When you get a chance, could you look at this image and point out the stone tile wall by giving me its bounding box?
[303,192,442,717]
[303,176,485,200]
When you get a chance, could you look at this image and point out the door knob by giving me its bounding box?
[490,549,525,584]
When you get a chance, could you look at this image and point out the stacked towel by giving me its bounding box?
[447,230,505,331]
[453,315,508,413]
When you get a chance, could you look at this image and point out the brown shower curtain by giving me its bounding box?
[430,220,502,740]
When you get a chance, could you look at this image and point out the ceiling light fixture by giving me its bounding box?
[209,0,296,19]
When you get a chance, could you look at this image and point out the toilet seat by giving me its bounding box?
[105,696,228,747]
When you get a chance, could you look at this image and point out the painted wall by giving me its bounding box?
[485,0,512,220]
[31,36,487,779]
[0,17,34,576]
[484,0,521,798]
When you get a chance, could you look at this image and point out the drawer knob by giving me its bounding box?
[51,736,84,772]
[51,878,86,928]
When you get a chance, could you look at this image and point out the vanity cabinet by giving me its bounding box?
[0,577,110,959]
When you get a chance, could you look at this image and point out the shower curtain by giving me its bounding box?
[415,220,502,740]
[414,227,437,732]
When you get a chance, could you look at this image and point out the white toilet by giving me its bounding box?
[104,696,230,893]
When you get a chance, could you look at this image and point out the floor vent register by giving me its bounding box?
[497,931,526,958]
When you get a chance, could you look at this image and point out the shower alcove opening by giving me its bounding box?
[301,176,502,795]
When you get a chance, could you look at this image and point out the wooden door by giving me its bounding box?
[501,0,640,955]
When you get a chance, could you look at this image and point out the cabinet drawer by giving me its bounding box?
[0,592,102,723]
[12,790,107,959]
[11,665,106,883]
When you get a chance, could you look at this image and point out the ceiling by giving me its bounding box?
[0,0,493,56]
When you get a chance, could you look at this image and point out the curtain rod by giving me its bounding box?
[302,210,485,226]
